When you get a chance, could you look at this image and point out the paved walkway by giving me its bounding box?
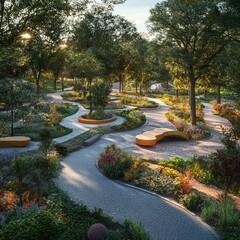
[1,93,231,239]
[58,136,217,240]
[127,99,231,160]
[57,97,229,240]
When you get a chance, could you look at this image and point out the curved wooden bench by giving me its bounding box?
[136,128,189,146]
[0,136,30,147]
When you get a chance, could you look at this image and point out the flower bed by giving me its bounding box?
[212,102,240,124]
[120,95,158,109]
[57,110,146,153]
[9,103,78,140]
[78,114,117,124]
[98,145,240,239]
[162,95,210,140]
[62,92,126,109]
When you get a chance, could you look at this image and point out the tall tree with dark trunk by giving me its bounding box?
[149,0,229,125]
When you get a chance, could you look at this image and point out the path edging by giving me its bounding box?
[95,161,220,240]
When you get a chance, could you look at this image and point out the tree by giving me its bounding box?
[91,82,112,115]
[48,49,68,90]
[0,0,70,48]
[127,37,152,95]
[24,35,52,94]
[72,8,137,86]
[0,79,38,136]
[67,50,103,114]
[149,0,229,124]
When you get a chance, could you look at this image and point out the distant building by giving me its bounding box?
[149,83,173,92]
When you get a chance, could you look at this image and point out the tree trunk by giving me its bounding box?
[36,71,41,95]
[135,81,138,94]
[204,90,207,98]
[10,109,14,136]
[189,67,197,125]
[217,84,221,104]
[119,81,122,93]
[53,76,57,91]
[120,73,125,93]
[176,89,179,98]
[188,86,191,106]
[61,77,64,91]
[140,84,143,96]
[88,78,93,114]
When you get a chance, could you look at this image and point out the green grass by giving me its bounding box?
[13,103,78,141]
[15,124,72,141]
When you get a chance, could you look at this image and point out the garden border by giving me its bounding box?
[95,161,220,240]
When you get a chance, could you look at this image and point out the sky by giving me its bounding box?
[114,0,163,33]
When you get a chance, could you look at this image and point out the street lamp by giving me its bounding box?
[59,43,68,49]
[20,32,32,42]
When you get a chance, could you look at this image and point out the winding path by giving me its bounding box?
[0,92,231,240]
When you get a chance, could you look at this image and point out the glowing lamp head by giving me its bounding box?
[21,33,32,40]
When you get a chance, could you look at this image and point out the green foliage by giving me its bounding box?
[190,156,216,185]
[0,79,38,136]
[123,219,152,240]
[91,82,112,113]
[159,157,193,172]
[211,132,240,197]
[86,111,113,120]
[134,170,183,198]
[0,211,59,240]
[181,192,208,212]
[55,144,68,157]
[8,153,61,196]
[201,199,240,233]
[13,102,76,140]
[98,144,134,179]
[113,110,146,131]
[44,187,124,240]
[38,128,53,156]
[120,95,158,108]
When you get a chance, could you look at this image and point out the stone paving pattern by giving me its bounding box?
[1,92,231,239]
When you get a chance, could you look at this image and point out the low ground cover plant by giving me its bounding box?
[0,186,152,240]
[212,102,240,125]
[11,102,78,140]
[0,141,151,239]
[120,95,158,108]
[98,132,240,239]
[57,109,146,153]
[62,92,126,110]
[162,94,211,139]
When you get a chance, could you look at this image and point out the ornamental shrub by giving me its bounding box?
[134,170,183,198]
[0,211,59,240]
[10,153,61,196]
[123,219,152,240]
[98,145,134,179]
[181,192,208,212]
[183,124,211,140]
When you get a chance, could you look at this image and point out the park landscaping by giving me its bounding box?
[161,94,211,140]
[120,95,159,109]
[0,149,151,240]
[0,101,78,141]
[98,128,240,239]
[1,0,240,239]
[212,102,240,125]
[62,92,126,110]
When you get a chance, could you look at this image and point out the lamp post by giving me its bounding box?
[20,32,32,42]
